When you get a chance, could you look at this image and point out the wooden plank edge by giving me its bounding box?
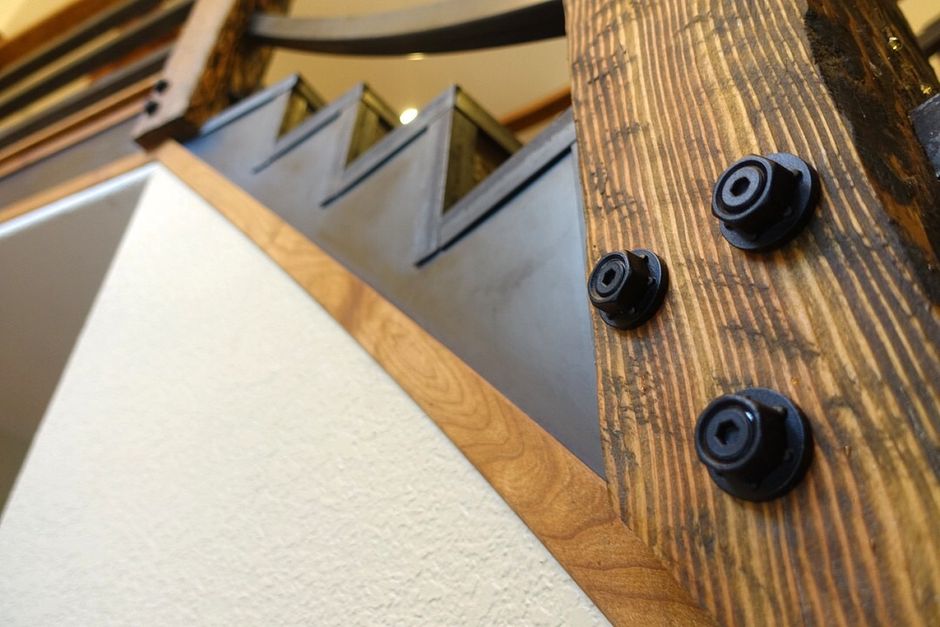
[133,0,264,146]
[0,103,140,180]
[0,75,154,162]
[0,0,126,69]
[0,151,151,224]
[501,87,572,133]
[151,140,716,627]
[0,78,152,180]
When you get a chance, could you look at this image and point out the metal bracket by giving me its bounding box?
[912,93,940,179]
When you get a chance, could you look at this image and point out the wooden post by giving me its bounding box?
[133,0,289,146]
[565,0,940,624]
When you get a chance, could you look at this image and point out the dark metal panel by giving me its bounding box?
[345,89,399,165]
[248,0,565,55]
[312,142,602,476]
[321,86,522,265]
[185,81,298,188]
[187,79,604,476]
[195,74,300,136]
[321,88,453,203]
[436,110,576,257]
[912,93,940,179]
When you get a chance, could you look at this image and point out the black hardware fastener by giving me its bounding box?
[711,153,820,251]
[694,387,813,501]
[588,249,668,329]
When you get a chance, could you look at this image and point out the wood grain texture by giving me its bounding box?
[565,0,940,625]
[805,1,940,296]
[153,140,716,626]
[133,0,289,146]
[0,152,150,223]
[0,0,125,69]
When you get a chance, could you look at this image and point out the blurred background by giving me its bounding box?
[2,0,936,143]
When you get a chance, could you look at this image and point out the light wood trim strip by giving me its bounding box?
[0,152,151,224]
[152,140,715,626]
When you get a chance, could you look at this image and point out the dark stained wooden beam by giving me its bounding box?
[804,0,940,296]
[565,0,940,625]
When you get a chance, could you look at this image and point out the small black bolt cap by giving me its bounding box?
[154,79,170,93]
[711,153,820,251]
[588,249,668,329]
[694,387,812,501]
[143,100,160,116]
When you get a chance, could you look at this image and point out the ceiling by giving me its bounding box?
[263,0,571,126]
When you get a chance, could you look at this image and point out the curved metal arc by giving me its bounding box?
[248,0,565,56]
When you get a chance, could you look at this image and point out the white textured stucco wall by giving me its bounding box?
[0,168,607,626]
[0,168,147,512]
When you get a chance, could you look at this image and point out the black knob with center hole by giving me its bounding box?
[694,387,813,501]
[588,249,668,329]
[711,153,820,251]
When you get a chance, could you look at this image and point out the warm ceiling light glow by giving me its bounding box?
[407,53,425,61]
[399,108,418,125]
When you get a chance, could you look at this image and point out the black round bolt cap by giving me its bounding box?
[694,387,812,501]
[711,153,820,252]
[588,249,668,329]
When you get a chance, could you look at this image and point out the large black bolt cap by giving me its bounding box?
[694,387,813,501]
[588,249,668,329]
[711,153,820,251]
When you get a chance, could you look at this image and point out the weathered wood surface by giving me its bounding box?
[133,0,289,146]
[565,0,940,625]
[154,140,716,626]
